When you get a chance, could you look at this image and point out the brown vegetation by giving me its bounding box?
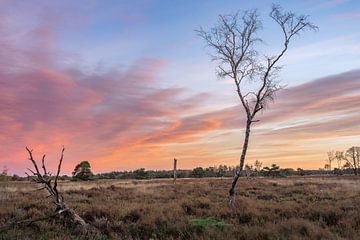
[1,176,360,239]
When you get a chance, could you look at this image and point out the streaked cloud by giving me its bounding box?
[0,12,219,174]
[0,0,359,174]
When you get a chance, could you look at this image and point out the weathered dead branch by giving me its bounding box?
[24,146,88,227]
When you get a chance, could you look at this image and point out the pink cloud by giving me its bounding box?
[1,1,360,174]
[0,11,218,175]
[332,12,360,19]
[196,69,360,131]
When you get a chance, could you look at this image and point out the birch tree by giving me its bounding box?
[197,5,317,206]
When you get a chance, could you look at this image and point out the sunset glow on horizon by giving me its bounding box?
[1,0,360,175]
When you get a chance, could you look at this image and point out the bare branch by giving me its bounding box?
[0,212,60,231]
[53,146,65,198]
[41,155,47,175]
[251,5,318,119]
[26,147,41,177]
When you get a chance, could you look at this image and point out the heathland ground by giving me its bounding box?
[1,176,360,240]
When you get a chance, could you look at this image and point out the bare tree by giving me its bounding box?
[197,5,317,205]
[335,151,344,169]
[244,164,253,178]
[0,165,10,181]
[254,160,263,173]
[326,151,335,171]
[344,146,360,176]
[1,165,9,175]
[25,147,88,227]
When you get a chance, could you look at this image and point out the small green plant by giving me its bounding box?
[190,217,231,231]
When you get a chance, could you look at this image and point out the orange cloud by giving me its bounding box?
[2,67,360,174]
[0,15,218,174]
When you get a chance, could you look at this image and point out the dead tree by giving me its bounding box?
[253,160,263,176]
[25,146,88,227]
[173,158,177,184]
[197,5,317,206]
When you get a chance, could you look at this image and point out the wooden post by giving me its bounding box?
[173,158,177,184]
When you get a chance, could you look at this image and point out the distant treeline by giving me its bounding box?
[0,164,355,182]
[94,166,354,180]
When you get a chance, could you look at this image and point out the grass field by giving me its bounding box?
[1,176,360,239]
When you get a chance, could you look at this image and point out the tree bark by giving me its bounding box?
[55,201,87,227]
[352,155,358,176]
[64,209,88,227]
[354,164,358,176]
[229,120,251,206]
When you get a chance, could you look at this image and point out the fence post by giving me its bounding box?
[173,158,177,184]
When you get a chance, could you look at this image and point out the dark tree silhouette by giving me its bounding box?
[262,164,281,177]
[73,161,94,180]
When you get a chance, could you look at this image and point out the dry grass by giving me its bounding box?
[1,176,360,239]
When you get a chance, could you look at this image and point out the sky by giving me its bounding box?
[0,0,359,175]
